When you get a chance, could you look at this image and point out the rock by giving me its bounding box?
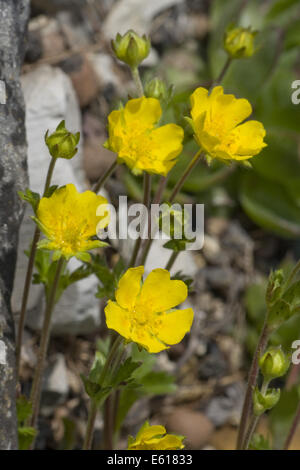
[83,135,114,183]
[0,80,6,104]
[42,354,69,411]
[205,382,245,427]
[165,407,214,449]
[59,54,101,107]
[31,0,86,14]
[142,239,198,277]
[12,65,101,336]
[0,0,30,450]
[198,340,228,380]
[103,0,184,38]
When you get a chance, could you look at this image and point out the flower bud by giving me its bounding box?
[253,387,280,416]
[45,120,80,159]
[266,269,284,306]
[111,30,150,68]
[144,77,173,103]
[224,26,257,59]
[259,347,290,381]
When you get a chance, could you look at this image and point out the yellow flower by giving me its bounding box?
[105,97,184,176]
[35,184,109,261]
[104,266,194,353]
[189,86,267,162]
[128,421,185,450]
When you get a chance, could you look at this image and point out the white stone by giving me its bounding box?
[0,340,7,365]
[103,0,184,38]
[12,65,102,335]
[0,80,6,104]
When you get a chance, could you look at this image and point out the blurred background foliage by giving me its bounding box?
[126,0,300,239]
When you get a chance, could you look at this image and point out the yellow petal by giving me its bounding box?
[138,269,188,312]
[124,96,162,126]
[157,308,194,345]
[151,124,184,160]
[137,424,166,442]
[230,120,267,158]
[104,300,131,339]
[207,86,252,133]
[190,87,209,122]
[115,266,144,310]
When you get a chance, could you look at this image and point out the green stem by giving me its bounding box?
[165,251,179,271]
[83,336,124,450]
[236,321,270,450]
[211,57,232,88]
[29,257,65,431]
[284,402,300,450]
[131,67,144,97]
[243,415,260,450]
[92,159,118,194]
[139,176,168,266]
[168,150,203,203]
[128,173,151,267]
[243,380,269,450]
[16,156,57,379]
[83,401,98,450]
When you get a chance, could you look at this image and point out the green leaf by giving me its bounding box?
[18,427,37,450]
[110,357,141,388]
[16,396,32,424]
[240,171,300,238]
[18,188,40,213]
[139,371,177,395]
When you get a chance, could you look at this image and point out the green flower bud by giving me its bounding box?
[266,269,284,306]
[111,30,151,68]
[253,387,280,416]
[158,203,189,239]
[45,120,80,159]
[144,77,174,103]
[224,26,257,59]
[259,347,290,381]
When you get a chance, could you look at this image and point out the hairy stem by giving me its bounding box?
[165,251,179,271]
[169,150,203,203]
[128,173,151,267]
[284,403,300,450]
[236,321,269,449]
[92,159,118,194]
[29,257,65,431]
[16,156,57,378]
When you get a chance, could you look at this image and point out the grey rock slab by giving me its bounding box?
[0,0,30,450]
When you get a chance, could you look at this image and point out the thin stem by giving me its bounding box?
[131,67,144,97]
[243,380,269,450]
[83,401,97,450]
[103,395,114,450]
[16,156,57,379]
[128,173,151,267]
[43,156,57,194]
[165,251,179,271]
[211,57,232,88]
[16,227,40,375]
[29,257,65,431]
[284,403,300,450]
[236,321,270,450]
[169,150,203,203]
[83,336,124,450]
[92,159,118,194]
[243,415,260,450]
[139,176,168,266]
